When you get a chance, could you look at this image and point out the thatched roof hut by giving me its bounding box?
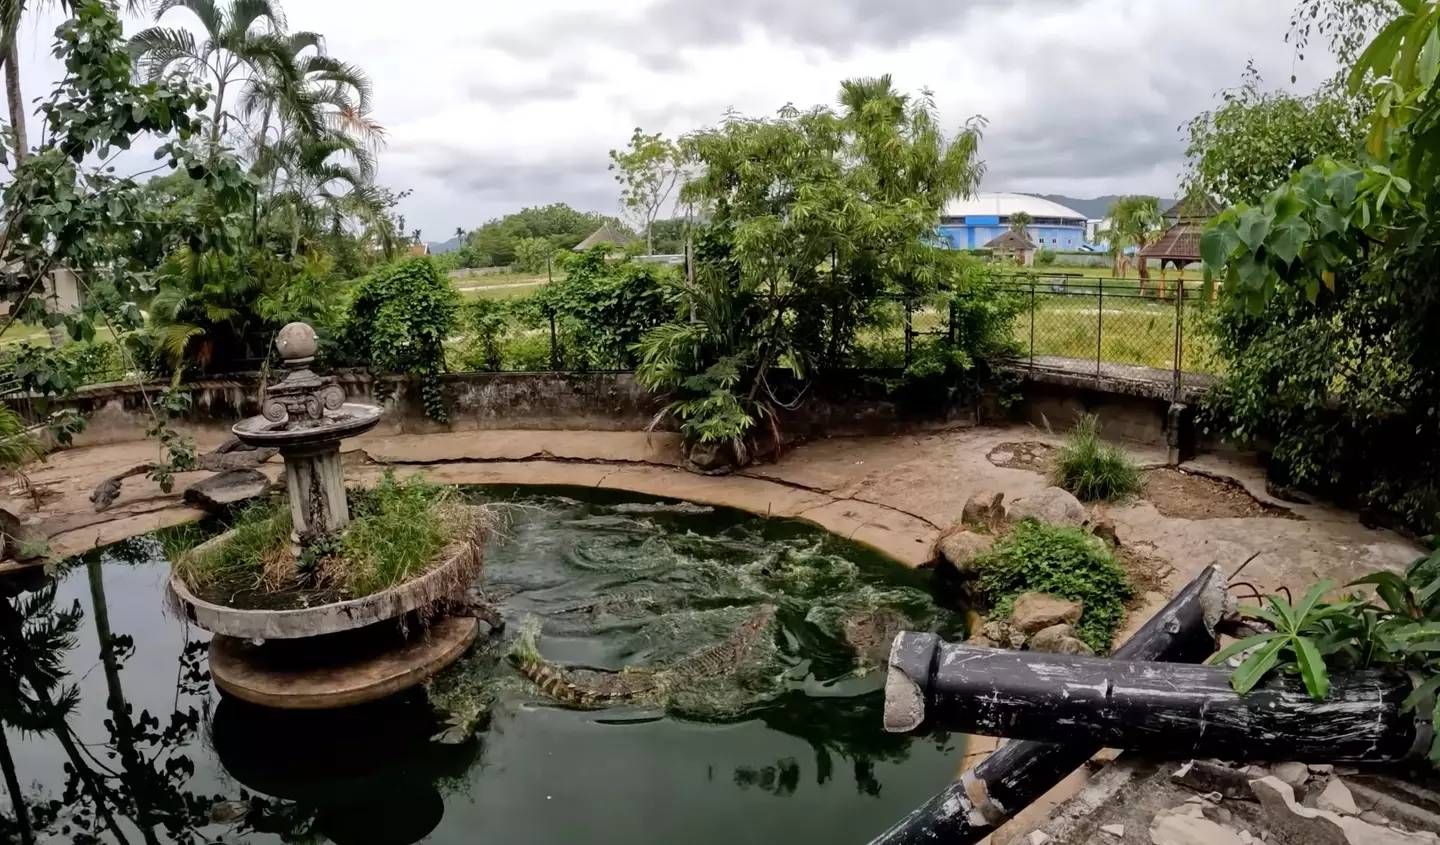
[573,223,638,252]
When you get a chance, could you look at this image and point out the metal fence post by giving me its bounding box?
[1096,276,1104,379]
[1029,276,1036,368]
[904,297,914,368]
[548,308,559,371]
[1173,279,1185,401]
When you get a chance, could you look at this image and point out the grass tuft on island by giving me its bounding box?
[174,473,482,610]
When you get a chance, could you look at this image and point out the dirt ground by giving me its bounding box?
[1143,467,1297,521]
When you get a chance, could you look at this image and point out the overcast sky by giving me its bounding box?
[13,0,1337,238]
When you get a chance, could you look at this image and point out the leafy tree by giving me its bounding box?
[338,258,459,422]
[1200,1,1440,533]
[464,203,614,267]
[530,248,678,370]
[609,127,681,253]
[511,236,550,273]
[647,217,688,255]
[1182,64,1365,207]
[636,75,986,465]
[1288,0,1397,75]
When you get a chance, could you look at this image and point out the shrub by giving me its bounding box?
[975,520,1133,652]
[338,258,459,422]
[1035,248,1057,266]
[1052,415,1141,501]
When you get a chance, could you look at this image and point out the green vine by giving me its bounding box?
[338,258,459,422]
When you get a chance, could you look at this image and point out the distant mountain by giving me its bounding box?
[1030,194,1177,220]
[427,236,464,255]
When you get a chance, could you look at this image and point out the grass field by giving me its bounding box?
[1016,295,1220,372]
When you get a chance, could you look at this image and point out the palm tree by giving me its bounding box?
[253,128,375,254]
[129,0,289,149]
[1100,195,1162,284]
[1008,211,1034,241]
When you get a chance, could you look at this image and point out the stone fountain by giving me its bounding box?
[168,322,487,710]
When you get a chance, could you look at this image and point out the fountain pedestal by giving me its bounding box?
[168,321,485,710]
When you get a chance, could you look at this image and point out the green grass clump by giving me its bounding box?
[174,500,291,592]
[1052,415,1142,502]
[975,520,1133,652]
[174,472,464,603]
[342,473,460,596]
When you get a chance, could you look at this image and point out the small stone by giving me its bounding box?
[965,633,998,648]
[1309,764,1335,775]
[1271,762,1310,789]
[1149,812,1245,844]
[1317,779,1360,816]
[1028,623,1095,655]
[208,800,250,824]
[1101,823,1124,837]
[1238,832,1253,844]
[1360,811,1391,826]
[1007,486,1087,527]
[1027,831,1051,845]
[1011,592,1083,634]
[962,490,1006,528]
[981,619,1027,649]
[937,529,994,575]
[1206,806,1233,824]
[1091,516,1120,546]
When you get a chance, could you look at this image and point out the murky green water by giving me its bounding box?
[2,486,965,844]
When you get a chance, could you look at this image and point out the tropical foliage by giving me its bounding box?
[1199,0,1440,534]
[609,127,682,254]
[337,258,459,422]
[1097,195,1162,278]
[634,75,987,463]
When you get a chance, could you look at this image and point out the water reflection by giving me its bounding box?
[3,489,966,845]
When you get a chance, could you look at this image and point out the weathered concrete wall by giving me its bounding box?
[17,365,1215,456]
[30,369,979,447]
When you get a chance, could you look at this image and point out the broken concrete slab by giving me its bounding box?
[182,469,271,511]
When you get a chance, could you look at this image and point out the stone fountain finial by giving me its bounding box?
[232,322,383,546]
[262,322,346,428]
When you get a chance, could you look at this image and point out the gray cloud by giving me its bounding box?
[411,146,619,219]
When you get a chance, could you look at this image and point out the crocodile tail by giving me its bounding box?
[506,616,606,708]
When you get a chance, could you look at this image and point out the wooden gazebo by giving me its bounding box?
[985,230,1038,266]
[1137,195,1220,296]
[1139,195,1219,271]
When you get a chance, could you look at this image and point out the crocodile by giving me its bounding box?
[90,437,279,511]
[841,608,912,669]
[510,604,777,709]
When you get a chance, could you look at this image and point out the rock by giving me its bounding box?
[0,507,47,562]
[980,619,1027,649]
[1091,516,1120,546]
[208,800,250,824]
[1271,762,1310,790]
[965,633,998,648]
[1149,812,1245,845]
[1101,823,1125,837]
[1028,623,1095,656]
[1317,779,1360,816]
[183,469,271,511]
[1027,831,1051,845]
[1007,486,1086,527]
[937,529,994,575]
[1360,811,1392,826]
[1309,764,1335,775]
[962,491,1006,528]
[686,441,736,473]
[1011,592,1083,634]
[1250,776,1440,845]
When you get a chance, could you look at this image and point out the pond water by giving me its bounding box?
[2,486,966,845]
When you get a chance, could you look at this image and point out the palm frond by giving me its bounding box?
[153,0,224,38]
[127,25,201,82]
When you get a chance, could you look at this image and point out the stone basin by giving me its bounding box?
[168,533,481,640]
[232,403,383,450]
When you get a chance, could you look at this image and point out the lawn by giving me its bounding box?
[1016,295,1221,373]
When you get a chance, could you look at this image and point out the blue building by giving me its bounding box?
[937,192,1089,251]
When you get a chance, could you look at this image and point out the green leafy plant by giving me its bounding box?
[1052,415,1142,502]
[338,257,459,422]
[1213,542,1440,761]
[974,520,1134,652]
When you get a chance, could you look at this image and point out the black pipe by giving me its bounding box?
[872,564,1232,844]
[886,640,1424,763]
